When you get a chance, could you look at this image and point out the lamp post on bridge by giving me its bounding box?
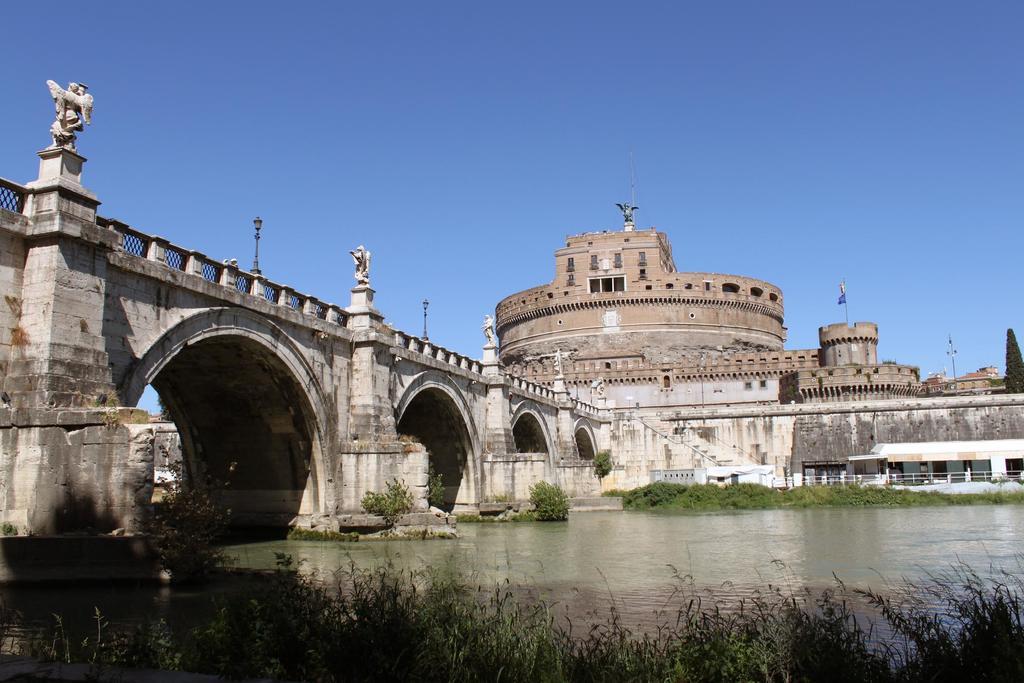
[422,298,430,340]
[251,217,263,275]
[947,334,958,394]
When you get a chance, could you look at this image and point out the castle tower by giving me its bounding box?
[818,322,879,367]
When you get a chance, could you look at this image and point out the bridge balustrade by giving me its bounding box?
[102,219,347,329]
[0,178,26,214]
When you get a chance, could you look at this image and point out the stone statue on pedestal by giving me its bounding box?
[554,349,564,377]
[349,245,371,286]
[46,80,93,151]
[590,377,606,398]
[482,315,496,346]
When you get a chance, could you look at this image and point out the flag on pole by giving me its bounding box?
[837,281,846,305]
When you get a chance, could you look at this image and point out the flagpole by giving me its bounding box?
[844,280,849,325]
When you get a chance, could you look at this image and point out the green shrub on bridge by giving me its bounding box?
[361,479,414,525]
[594,450,613,479]
[529,481,569,521]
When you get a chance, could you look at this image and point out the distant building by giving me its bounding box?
[920,366,1003,397]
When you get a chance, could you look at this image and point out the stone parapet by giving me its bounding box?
[781,364,920,403]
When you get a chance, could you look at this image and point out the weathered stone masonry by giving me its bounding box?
[0,150,609,534]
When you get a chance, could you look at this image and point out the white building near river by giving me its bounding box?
[847,439,1024,483]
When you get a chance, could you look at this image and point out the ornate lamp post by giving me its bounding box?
[947,334,958,393]
[251,217,263,275]
[422,299,430,340]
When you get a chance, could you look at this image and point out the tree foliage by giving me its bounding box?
[1006,329,1024,393]
[146,466,229,583]
[593,450,613,479]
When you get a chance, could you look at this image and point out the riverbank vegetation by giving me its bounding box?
[530,481,570,520]
[618,482,1024,511]
[6,561,1023,681]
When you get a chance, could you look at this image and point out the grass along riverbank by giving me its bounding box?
[614,482,1024,511]
[4,560,1024,682]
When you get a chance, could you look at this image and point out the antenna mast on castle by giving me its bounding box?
[630,149,637,210]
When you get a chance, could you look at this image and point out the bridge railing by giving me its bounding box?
[393,331,484,375]
[0,178,27,214]
[571,397,601,415]
[509,376,556,401]
[102,218,347,326]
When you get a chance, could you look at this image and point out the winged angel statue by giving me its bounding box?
[46,80,94,151]
[615,202,638,224]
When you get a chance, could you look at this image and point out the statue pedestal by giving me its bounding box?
[481,343,500,376]
[623,220,635,232]
[345,285,382,330]
[36,147,85,186]
[23,147,99,219]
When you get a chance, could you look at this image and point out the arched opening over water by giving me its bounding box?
[512,412,548,454]
[575,427,596,460]
[397,386,474,511]
[146,334,324,528]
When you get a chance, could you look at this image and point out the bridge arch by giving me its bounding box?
[395,371,480,511]
[573,418,598,460]
[122,308,331,527]
[510,402,554,456]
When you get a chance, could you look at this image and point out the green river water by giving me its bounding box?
[3,506,1022,633]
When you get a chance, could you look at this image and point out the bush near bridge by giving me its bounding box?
[529,481,570,521]
[360,479,414,525]
[593,450,613,479]
[620,482,1024,511]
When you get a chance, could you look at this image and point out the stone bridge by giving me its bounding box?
[0,148,609,533]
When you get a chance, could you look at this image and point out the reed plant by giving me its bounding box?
[16,560,1024,682]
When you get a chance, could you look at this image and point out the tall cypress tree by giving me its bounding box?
[1005,329,1024,393]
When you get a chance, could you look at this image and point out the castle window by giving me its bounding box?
[614,253,622,268]
[662,375,671,389]
[638,251,647,266]
[639,268,647,280]
[645,284,652,290]
[605,362,612,370]
[666,283,674,289]
[769,293,779,302]
[589,276,626,293]
[567,274,575,286]
[567,257,575,272]
[590,255,598,270]
[744,381,753,390]
[750,287,763,297]
[685,283,693,290]
[704,281,712,291]
[760,380,768,388]
[722,283,740,293]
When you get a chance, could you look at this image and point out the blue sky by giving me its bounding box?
[2,1,1021,409]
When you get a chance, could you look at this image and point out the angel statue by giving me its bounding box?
[554,349,564,376]
[479,315,495,348]
[46,80,94,151]
[615,202,638,224]
[590,377,606,398]
[349,245,371,285]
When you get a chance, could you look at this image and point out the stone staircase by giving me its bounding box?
[635,415,756,468]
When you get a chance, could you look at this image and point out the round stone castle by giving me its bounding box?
[496,227,785,368]
[495,213,919,408]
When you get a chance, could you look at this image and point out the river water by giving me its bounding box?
[3,506,1022,633]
